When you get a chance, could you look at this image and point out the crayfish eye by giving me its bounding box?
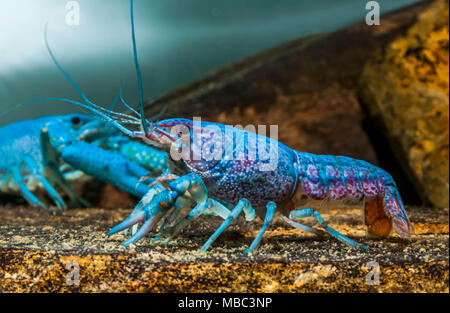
[71,116,81,125]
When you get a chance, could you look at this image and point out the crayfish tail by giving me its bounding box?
[364,186,414,238]
[384,185,414,237]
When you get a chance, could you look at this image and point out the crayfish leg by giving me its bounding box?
[364,195,392,237]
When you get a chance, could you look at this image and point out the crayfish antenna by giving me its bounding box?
[130,0,149,136]
[43,22,141,131]
[5,0,162,140]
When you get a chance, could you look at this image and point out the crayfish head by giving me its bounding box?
[62,114,95,132]
[140,118,223,172]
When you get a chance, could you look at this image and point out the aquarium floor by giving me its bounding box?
[0,204,447,292]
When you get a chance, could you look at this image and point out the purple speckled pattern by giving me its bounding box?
[183,123,298,208]
[295,151,393,201]
[293,150,412,234]
[297,152,328,200]
[337,156,364,199]
[355,159,379,196]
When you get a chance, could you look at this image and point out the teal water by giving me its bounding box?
[0,0,421,125]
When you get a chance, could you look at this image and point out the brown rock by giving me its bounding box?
[359,0,449,207]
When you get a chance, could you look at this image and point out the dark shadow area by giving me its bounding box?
[361,115,422,205]
[0,194,26,207]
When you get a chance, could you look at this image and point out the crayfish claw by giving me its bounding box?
[122,218,154,247]
[108,211,144,236]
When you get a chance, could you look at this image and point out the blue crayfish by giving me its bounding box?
[0,113,168,210]
[17,0,413,253]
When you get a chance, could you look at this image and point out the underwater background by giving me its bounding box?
[0,0,420,125]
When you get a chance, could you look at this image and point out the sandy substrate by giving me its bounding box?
[0,203,447,292]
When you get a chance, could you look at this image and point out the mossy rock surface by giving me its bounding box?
[359,0,449,207]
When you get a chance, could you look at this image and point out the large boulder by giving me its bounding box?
[359,0,449,207]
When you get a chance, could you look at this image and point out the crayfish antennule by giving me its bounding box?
[132,131,145,138]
